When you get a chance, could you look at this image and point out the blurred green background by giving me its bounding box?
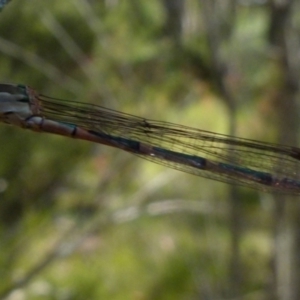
[0,0,300,299]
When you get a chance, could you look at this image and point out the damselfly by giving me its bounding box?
[0,83,300,194]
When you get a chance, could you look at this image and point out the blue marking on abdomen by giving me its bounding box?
[89,130,141,151]
[219,162,273,185]
[152,147,207,167]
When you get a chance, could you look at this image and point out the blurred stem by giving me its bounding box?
[200,0,240,297]
[162,0,184,45]
[267,0,300,299]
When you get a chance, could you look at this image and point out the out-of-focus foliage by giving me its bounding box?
[0,0,299,299]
